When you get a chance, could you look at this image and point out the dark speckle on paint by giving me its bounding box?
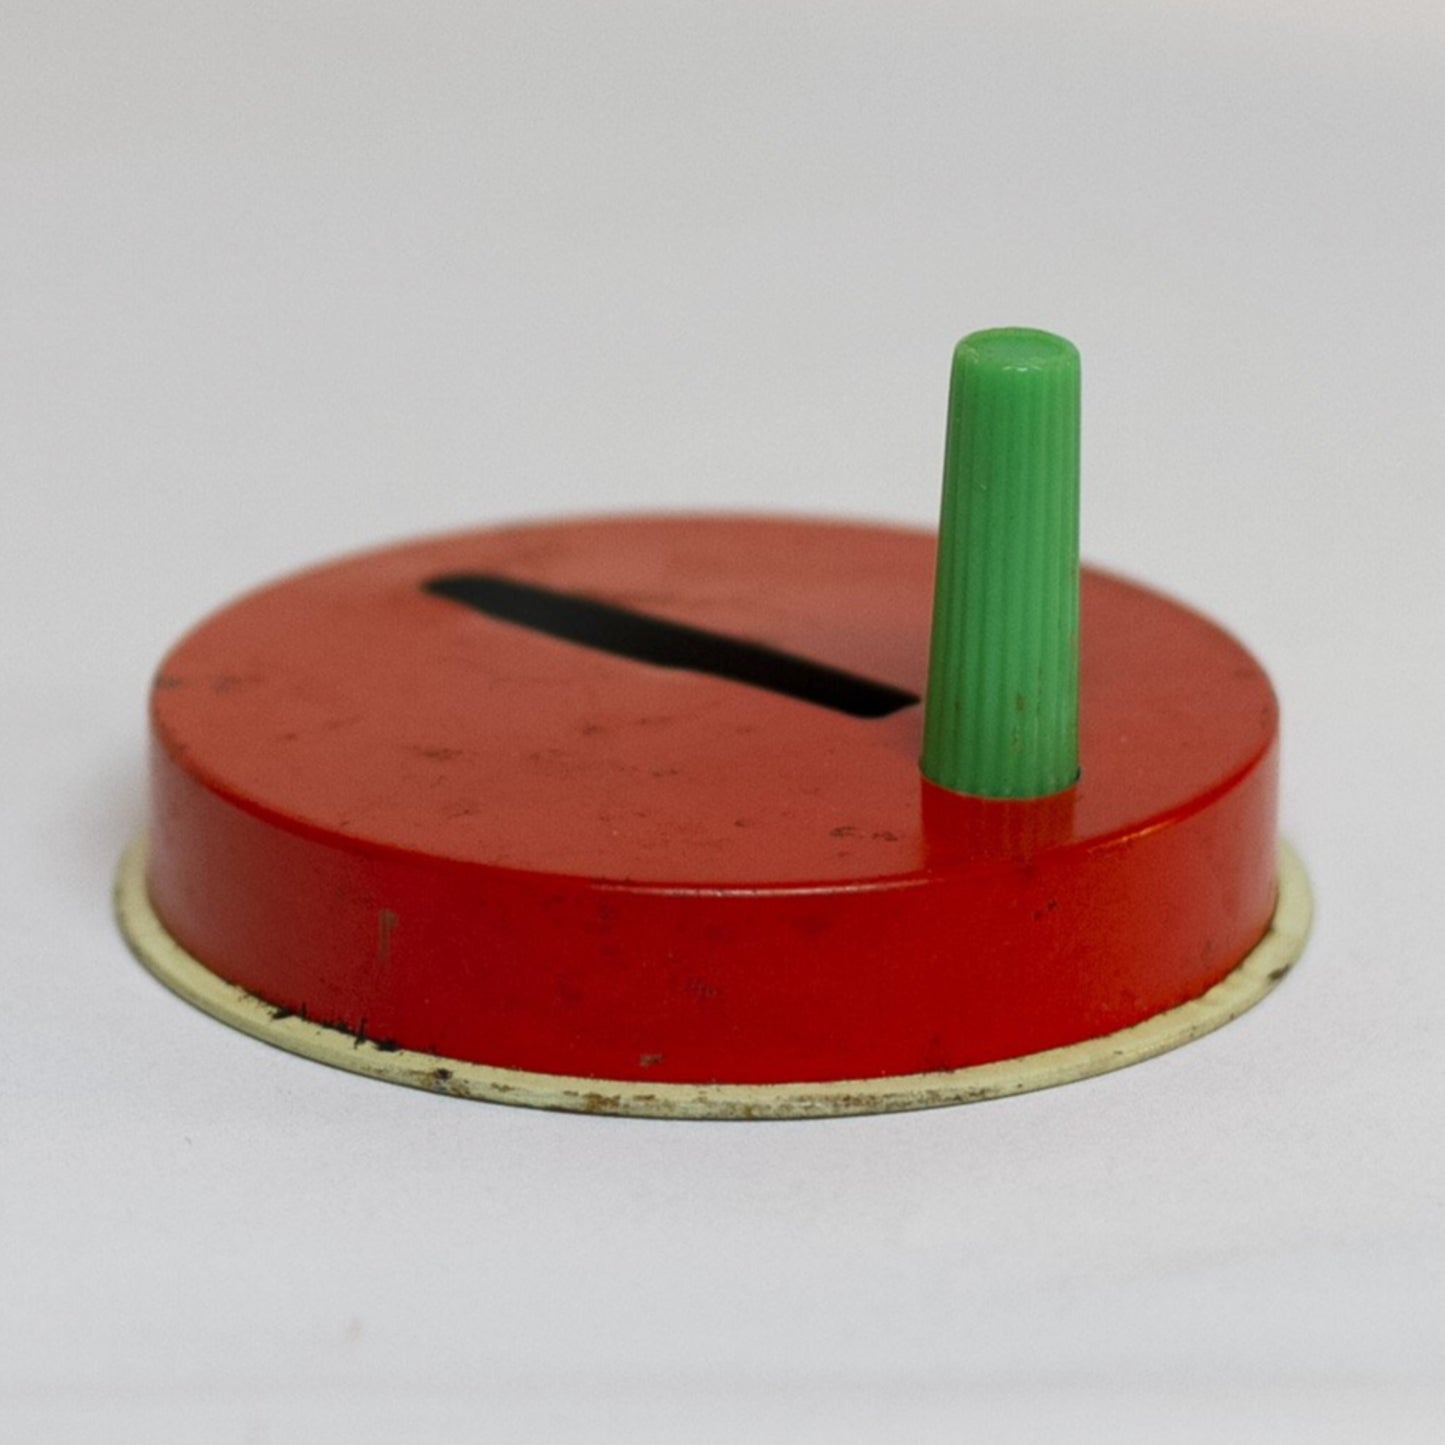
[378,909,399,967]
[343,1016,401,1053]
[793,913,832,941]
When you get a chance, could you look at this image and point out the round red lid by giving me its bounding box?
[116,516,1307,1117]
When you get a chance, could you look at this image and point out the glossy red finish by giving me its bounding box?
[147,516,1278,1084]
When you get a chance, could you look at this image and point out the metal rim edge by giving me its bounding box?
[114,837,1312,1120]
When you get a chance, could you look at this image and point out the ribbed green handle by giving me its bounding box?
[921,328,1081,799]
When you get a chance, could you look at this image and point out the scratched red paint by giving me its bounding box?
[146,516,1278,1084]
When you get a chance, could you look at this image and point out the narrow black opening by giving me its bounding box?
[424,573,919,720]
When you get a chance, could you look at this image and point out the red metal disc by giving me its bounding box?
[140,515,1279,1089]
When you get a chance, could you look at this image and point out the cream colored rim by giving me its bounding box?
[115,837,1311,1120]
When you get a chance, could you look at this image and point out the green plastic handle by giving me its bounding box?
[921,328,1081,800]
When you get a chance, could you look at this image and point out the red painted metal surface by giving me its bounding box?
[146,516,1278,1084]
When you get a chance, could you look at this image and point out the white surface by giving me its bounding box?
[4,2,1443,1440]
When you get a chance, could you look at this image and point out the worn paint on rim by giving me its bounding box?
[114,836,1311,1120]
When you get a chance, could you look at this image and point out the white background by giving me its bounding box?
[4,2,1444,1440]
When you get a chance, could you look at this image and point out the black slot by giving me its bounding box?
[424,573,918,720]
